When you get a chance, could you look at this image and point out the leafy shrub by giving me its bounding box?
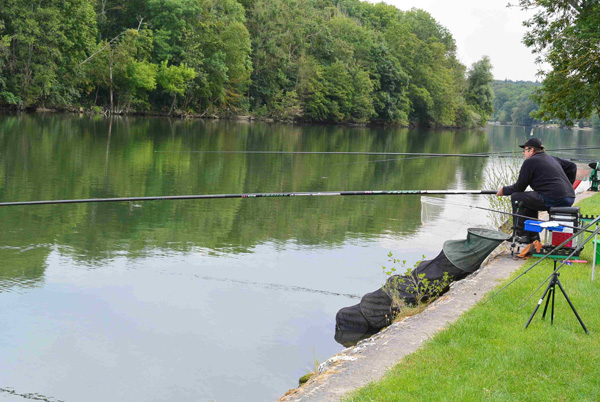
[382,253,452,310]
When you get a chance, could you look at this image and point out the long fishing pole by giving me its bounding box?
[157,150,496,157]
[153,146,600,157]
[346,155,598,168]
[154,148,600,167]
[333,152,600,167]
[486,215,600,302]
[0,189,497,207]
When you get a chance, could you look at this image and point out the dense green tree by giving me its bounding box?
[491,80,541,126]
[156,61,196,113]
[146,0,203,64]
[146,0,251,113]
[511,98,538,126]
[466,56,494,123]
[369,45,410,124]
[94,0,148,40]
[247,0,325,111]
[520,0,600,125]
[297,55,327,120]
[0,25,14,104]
[201,0,252,111]
[380,9,466,126]
[0,0,97,107]
[84,28,156,112]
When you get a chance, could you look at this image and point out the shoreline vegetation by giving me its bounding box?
[2,108,596,132]
[0,0,495,128]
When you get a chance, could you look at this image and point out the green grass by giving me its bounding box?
[345,194,600,402]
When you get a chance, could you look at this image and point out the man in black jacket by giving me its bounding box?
[496,138,577,243]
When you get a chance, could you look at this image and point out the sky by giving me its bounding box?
[370,0,541,82]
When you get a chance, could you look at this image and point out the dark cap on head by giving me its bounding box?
[519,137,543,149]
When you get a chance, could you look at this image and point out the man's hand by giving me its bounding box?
[496,188,504,196]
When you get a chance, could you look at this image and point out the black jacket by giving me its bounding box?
[502,152,576,199]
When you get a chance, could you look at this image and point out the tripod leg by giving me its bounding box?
[555,279,589,334]
[544,260,556,322]
[525,280,554,329]
[541,285,553,319]
[511,201,520,256]
[551,282,556,325]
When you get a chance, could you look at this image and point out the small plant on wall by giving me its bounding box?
[382,252,452,313]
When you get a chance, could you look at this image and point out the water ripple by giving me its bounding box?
[163,271,361,299]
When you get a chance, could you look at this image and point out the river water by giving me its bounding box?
[0,115,598,401]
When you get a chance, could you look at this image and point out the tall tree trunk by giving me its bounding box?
[169,94,176,115]
[109,53,114,114]
[94,86,99,106]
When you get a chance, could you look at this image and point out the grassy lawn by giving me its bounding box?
[345,194,600,402]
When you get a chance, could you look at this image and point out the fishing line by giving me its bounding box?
[330,154,457,167]
[424,197,545,225]
[163,272,361,299]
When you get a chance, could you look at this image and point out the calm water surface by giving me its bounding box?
[0,115,598,401]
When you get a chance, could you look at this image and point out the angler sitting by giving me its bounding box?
[496,138,577,244]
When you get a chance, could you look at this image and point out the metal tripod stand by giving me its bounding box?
[525,260,588,333]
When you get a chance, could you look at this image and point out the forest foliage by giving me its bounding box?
[492,79,600,128]
[0,0,494,127]
[491,80,541,126]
